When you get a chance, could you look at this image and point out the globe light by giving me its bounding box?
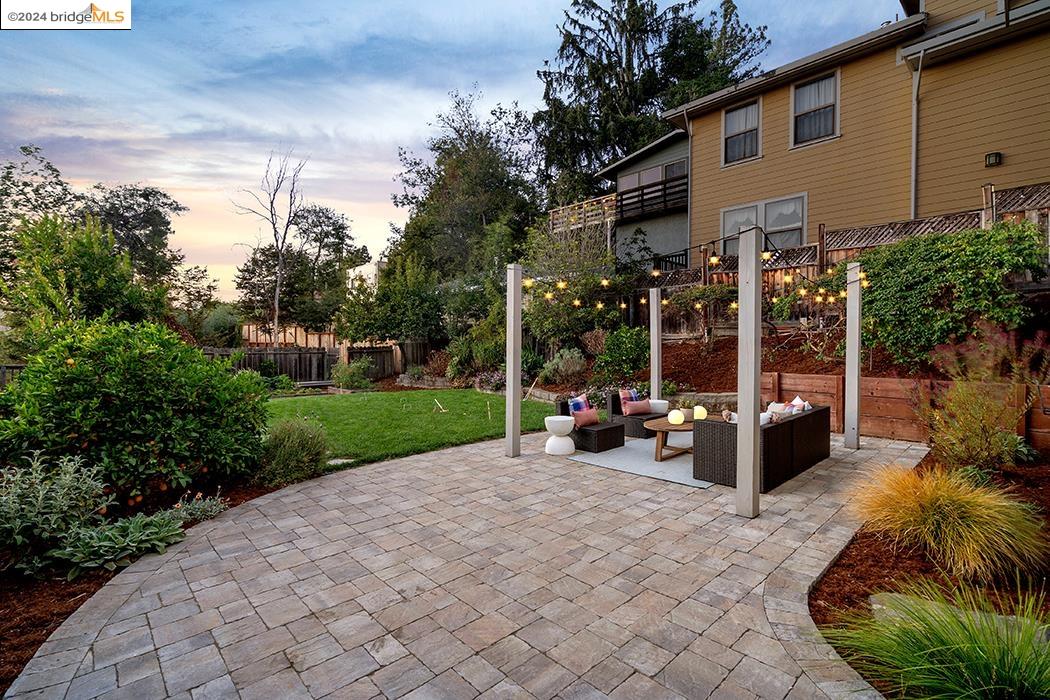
[694,405,708,421]
[667,409,685,425]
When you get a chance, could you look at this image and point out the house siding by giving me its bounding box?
[925,0,995,28]
[916,30,1050,217]
[689,47,913,252]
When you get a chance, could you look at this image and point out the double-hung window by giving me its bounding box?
[721,195,805,255]
[723,101,759,164]
[793,73,837,145]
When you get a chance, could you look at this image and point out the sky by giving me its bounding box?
[0,0,905,299]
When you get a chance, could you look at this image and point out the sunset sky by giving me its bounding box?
[0,0,903,298]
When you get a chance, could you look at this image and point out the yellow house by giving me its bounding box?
[661,0,1050,255]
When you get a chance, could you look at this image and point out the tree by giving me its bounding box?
[235,151,307,347]
[535,0,768,202]
[170,265,218,341]
[335,256,444,344]
[0,216,166,357]
[0,145,79,284]
[388,90,539,281]
[80,184,188,285]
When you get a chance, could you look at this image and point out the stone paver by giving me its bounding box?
[6,434,924,699]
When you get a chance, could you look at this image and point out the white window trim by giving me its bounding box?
[720,95,763,169]
[789,69,841,150]
[719,192,808,254]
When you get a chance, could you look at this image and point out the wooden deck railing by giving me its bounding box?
[616,175,688,223]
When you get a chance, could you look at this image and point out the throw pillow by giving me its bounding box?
[622,398,651,415]
[573,408,599,428]
[619,388,639,403]
[568,395,590,414]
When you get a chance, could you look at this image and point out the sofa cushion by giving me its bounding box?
[573,408,599,428]
[622,399,651,416]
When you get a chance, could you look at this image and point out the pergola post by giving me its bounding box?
[735,226,762,518]
[844,262,862,449]
[505,264,522,457]
[649,287,662,400]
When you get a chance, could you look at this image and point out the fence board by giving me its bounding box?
[345,347,396,380]
[201,347,339,384]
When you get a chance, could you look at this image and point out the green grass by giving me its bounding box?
[267,389,554,463]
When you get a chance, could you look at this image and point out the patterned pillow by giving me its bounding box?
[567,394,591,414]
[618,388,640,404]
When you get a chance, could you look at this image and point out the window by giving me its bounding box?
[724,101,759,164]
[617,172,639,191]
[639,165,663,186]
[664,159,687,179]
[793,74,837,145]
[721,195,805,255]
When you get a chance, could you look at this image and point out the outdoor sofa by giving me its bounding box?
[555,400,625,453]
[692,405,831,493]
[606,392,667,438]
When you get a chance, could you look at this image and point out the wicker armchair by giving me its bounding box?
[606,393,666,439]
[556,401,625,453]
[692,406,831,493]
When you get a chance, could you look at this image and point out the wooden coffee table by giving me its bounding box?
[643,417,693,462]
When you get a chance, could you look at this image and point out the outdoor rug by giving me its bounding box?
[567,435,713,488]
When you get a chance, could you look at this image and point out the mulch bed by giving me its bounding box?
[373,377,425,392]
[808,451,1050,692]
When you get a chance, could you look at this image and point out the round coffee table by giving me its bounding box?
[642,417,693,462]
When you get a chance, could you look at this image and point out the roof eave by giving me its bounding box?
[595,129,687,181]
[662,13,928,129]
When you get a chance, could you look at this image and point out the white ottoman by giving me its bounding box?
[544,415,576,455]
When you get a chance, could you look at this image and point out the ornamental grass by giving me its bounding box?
[851,465,1047,580]
[822,581,1050,699]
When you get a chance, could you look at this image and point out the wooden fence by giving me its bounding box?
[202,347,339,384]
[760,372,1046,448]
[345,346,397,380]
[241,324,338,348]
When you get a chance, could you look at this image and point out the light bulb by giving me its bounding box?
[523,278,535,288]
[761,251,772,261]
[600,277,610,287]
[709,255,720,266]
[572,298,581,307]
[543,292,554,301]
[783,274,793,283]
[729,301,739,310]
[556,280,568,290]
[619,302,627,309]
[595,302,604,310]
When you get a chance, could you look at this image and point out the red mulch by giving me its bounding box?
[373,377,424,392]
[809,451,1050,681]
[0,570,115,693]
[663,336,941,393]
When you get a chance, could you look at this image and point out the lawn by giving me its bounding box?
[268,389,554,463]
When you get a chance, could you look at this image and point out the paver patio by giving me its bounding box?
[8,434,925,700]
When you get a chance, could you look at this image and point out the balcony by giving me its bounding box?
[616,174,688,223]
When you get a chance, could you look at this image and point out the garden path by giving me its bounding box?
[8,434,924,700]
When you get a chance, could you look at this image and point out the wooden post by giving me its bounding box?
[980,183,995,229]
[844,262,862,449]
[506,264,522,457]
[1014,384,1027,437]
[701,245,709,285]
[770,371,781,404]
[817,224,827,272]
[736,226,762,518]
[649,287,662,400]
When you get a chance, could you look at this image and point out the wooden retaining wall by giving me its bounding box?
[759,372,1044,447]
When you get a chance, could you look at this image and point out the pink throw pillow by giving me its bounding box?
[622,399,651,416]
[573,407,599,428]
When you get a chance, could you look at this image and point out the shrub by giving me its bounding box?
[332,357,373,390]
[922,381,1022,472]
[851,465,1047,579]
[822,581,1050,699]
[172,493,228,524]
[424,350,451,378]
[593,326,649,383]
[580,329,607,357]
[261,373,295,393]
[521,346,544,379]
[407,365,424,380]
[257,418,328,487]
[539,348,589,386]
[0,454,110,574]
[0,321,268,496]
[476,370,506,391]
[52,511,185,580]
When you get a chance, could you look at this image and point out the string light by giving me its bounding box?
[771,296,779,303]
[660,298,669,306]
[817,287,825,294]
[572,298,582,307]
[595,301,604,310]
[858,271,867,279]
[761,251,772,261]
[694,302,702,310]
[729,301,739,311]
[639,296,647,305]
[814,295,824,303]
[798,288,807,297]
[543,291,555,301]
[861,279,871,288]
[523,277,535,288]
[709,255,721,266]
[783,273,793,283]
[619,302,627,309]
[556,280,568,290]
[600,277,610,287]
[651,269,661,277]
[839,290,847,298]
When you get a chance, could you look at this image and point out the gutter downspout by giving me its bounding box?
[685,111,694,269]
[910,49,926,220]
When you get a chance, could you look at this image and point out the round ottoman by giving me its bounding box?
[544,415,576,456]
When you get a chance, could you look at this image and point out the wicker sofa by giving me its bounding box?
[555,400,625,453]
[692,405,831,493]
[606,393,667,438]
